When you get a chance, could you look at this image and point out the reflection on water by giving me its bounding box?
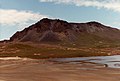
[52,55,120,68]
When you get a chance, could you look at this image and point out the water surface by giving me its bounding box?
[51,55,120,68]
[0,56,120,81]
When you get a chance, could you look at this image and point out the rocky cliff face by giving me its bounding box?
[10,18,120,44]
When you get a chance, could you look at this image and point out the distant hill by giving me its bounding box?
[1,18,120,58]
[9,18,120,47]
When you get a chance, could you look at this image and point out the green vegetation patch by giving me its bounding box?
[0,43,110,59]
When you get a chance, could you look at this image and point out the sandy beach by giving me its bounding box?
[0,58,120,81]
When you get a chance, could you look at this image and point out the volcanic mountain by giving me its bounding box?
[9,18,120,46]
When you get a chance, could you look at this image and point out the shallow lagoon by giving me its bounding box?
[52,55,120,68]
[0,55,120,81]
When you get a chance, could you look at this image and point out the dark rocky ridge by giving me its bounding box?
[9,18,120,44]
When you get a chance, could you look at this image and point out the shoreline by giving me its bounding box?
[0,58,120,81]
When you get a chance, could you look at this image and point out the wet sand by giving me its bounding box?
[0,59,120,81]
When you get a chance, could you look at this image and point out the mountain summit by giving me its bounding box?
[1,18,120,58]
[10,18,120,46]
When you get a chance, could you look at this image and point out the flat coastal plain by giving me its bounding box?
[0,58,120,81]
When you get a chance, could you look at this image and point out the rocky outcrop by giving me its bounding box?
[10,18,120,43]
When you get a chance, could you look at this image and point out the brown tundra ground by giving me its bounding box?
[0,42,120,81]
[0,58,120,81]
